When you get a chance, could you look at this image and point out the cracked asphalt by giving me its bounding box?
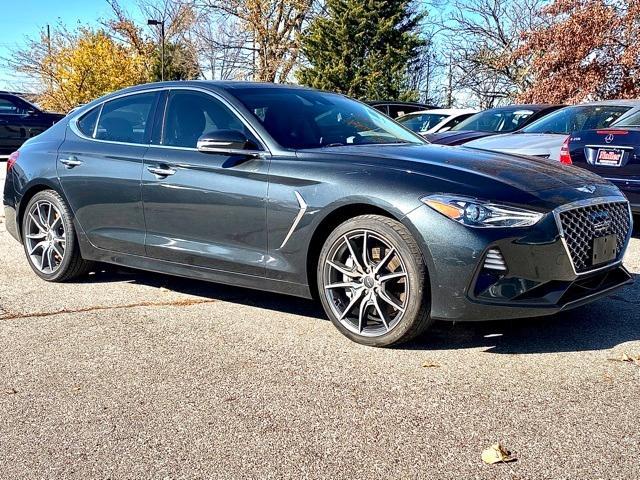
[1,167,639,479]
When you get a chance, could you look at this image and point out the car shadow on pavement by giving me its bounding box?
[79,265,327,320]
[78,266,640,355]
[408,278,640,354]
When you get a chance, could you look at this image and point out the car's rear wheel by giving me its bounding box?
[317,214,432,347]
[22,190,93,281]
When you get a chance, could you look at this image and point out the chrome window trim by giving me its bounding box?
[69,86,271,154]
[585,144,634,150]
[604,177,640,184]
[552,196,633,276]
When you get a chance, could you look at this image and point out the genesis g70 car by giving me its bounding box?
[2,82,633,347]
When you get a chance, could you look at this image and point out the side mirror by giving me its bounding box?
[197,129,262,157]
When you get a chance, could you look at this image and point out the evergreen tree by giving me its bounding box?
[297,0,425,100]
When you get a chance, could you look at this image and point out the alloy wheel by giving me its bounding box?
[25,200,66,274]
[322,229,409,337]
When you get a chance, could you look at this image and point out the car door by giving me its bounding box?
[141,88,269,276]
[57,91,159,255]
[0,95,25,154]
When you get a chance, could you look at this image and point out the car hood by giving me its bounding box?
[298,143,616,209]
[464,133,567,161]
[424,130,493,145]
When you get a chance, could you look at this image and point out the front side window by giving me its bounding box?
[521,105,631,134]
[0,97,22,114]
[95,92,156,144]
[398,113,449,133]
[162,90,258,149]
[231,88,426,149]
[452,108,535,133]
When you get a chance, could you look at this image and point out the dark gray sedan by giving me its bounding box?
[2,82,633,346]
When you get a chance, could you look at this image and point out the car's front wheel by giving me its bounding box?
[21,190,93,281]
[317,214,432,347]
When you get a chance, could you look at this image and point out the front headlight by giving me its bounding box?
[421,195,543,228]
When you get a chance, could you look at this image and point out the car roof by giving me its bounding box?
[406,108,476,116]
[488,104,564,112]
[572,99,640,107]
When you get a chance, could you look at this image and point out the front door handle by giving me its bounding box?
[60,156,83,168]
[147,165,176,177]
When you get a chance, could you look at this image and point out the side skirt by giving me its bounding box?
[76,231,313,299]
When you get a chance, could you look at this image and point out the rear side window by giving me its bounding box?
[95,92,156,144]
[77,107,100,137]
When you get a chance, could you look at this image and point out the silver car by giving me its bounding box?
[464,100,640,161]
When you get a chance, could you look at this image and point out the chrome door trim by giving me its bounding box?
[69,86,272,155]
[279,191,308,249]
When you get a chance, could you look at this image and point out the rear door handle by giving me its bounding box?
[147,165,176,177]
[60,156,83,168]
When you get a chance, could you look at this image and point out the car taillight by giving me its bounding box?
[6,151,19,172]
[559,137,572,165]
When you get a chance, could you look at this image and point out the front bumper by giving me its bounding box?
[405,201,633,322]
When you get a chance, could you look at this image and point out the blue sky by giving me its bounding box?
[0,0,143,90]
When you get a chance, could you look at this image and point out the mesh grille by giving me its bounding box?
[558,201,630,273]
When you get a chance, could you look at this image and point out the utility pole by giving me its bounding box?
[147,19,166,81]
[46,24,52,90]
[447,54,453,108]
[424,53,431,104]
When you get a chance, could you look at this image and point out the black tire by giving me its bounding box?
[317,214,433,347]
[21,189,93,282]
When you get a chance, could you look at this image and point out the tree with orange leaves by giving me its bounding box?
[516,0,640,103]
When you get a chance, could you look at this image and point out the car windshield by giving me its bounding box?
[614,109,640,127]
[521,105,631,134]
[397,113,449,132]
[451,108,535,133]
[230,87,426,149]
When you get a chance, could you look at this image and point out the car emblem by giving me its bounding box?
[605,134,614,144]
[590,210,612,234]
[576,185,597,194]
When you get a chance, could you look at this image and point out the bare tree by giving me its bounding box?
[441,0,545,106]
[198,0,314,82]
[191,11,253,80]
[104,0,202,79]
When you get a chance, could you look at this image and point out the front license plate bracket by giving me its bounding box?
[592,234,617,266]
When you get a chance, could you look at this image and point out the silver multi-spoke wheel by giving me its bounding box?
[323,229,409,337]
[25,200,66,274]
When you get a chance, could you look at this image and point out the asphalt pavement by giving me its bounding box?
[1,166,639,479]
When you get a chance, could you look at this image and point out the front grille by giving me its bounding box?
[558,201,631,273]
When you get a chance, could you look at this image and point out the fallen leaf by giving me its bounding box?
[159,287,170,292]
[608,352,640,365]
[422,361,440,368]
[482,443,517,464]
[72,386,82,392]
[4,388,17,395]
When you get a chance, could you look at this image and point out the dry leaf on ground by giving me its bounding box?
[422,361,440,368]
[482,443,517,464]
[608,353,640,366]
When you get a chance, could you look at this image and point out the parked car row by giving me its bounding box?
[390,99,640,212]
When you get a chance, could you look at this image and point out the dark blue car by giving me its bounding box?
[565,123,640,213]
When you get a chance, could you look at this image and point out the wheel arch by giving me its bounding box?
[16,180,66,239]
[306,202,413,299]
